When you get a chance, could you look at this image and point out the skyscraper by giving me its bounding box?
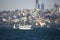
[53,3,59,11]
[36,0,38,3]
[35,0,40,9]
[41,3,44,10]
[38,3,40,9]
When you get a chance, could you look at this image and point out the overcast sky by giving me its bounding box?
[0,0,60,11]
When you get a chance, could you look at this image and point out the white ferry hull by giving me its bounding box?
[19,25,32,30]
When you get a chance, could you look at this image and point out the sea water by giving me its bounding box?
[0,28,60,40]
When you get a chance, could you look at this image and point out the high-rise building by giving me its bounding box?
[35,0,40,9]
[38,3,40,9]
[53,3,59,11]
[41,3,44,10]
[36,0,38,3]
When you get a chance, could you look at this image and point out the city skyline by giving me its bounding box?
[0,0,60,11]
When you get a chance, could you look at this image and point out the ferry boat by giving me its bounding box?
[13,24,32,30]
[19,25,32,30]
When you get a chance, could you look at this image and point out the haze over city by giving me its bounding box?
[0,0,60,11]
[0,0,60,40]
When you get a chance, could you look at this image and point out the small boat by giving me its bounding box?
[13,24,19,29]
[13,24,16,29]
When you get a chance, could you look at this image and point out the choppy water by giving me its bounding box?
[0,29,60,40]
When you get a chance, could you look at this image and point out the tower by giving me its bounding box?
[41,3,44,10]
[53,3,59,11]
[35,0,40,9]
[36,0,38,3]
[38,3,40,9]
